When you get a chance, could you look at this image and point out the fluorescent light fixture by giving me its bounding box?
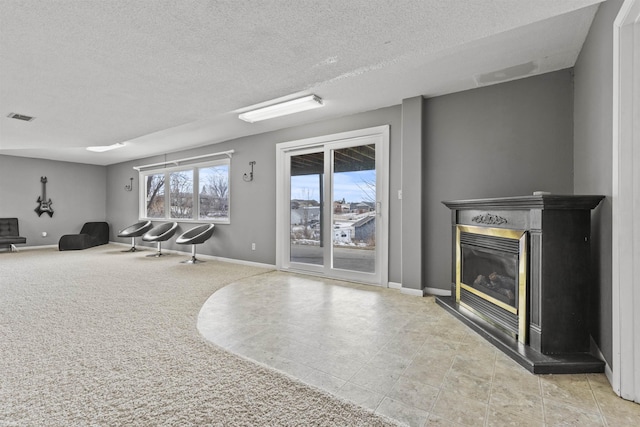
[86,142,125,152]
[238,95,324,123]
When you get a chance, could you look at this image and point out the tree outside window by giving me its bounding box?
[199,164,229,220]
[146,173,165,218]
[170,170,193,219]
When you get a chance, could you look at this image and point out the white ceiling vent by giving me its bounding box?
[7,112,35,122]
[474,61,539,87]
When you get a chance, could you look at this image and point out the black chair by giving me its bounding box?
[175,223,215,264]
[117,221,153,252]
[0,218,27,252]
[142,222,178,257]
[59,222,109,251]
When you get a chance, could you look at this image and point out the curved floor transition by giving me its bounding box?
[198,271,636,427]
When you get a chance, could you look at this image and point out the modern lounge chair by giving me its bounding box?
[58,222,109,251]
[0,218,27,252]
[117,220,153,252]
[141,222,178,257]
[175,223,215,264]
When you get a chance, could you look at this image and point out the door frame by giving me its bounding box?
[612,0,640,403]
[275,125,390,286]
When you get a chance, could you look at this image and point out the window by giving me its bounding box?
[145,173,165,218]
[198,163,229,220]
[139,159,230,223]
[170,170,193,218]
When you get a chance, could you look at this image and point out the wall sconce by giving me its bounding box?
[125,177,133,191]
[243,161,256,182]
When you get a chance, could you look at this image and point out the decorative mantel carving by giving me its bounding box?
[471,213,507,225]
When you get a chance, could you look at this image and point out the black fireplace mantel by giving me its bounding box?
[442,194,605,211]
[437,194,605,374]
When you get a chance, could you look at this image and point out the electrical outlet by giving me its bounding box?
[251,243,256,251]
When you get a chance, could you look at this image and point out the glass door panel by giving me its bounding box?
[331,144,376,273]
[289,151,324,266]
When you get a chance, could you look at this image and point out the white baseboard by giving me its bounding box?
[198,254,276,270]
[590,336,614,388]
[388,281,451,297]
[388,281,402,290]
[423,287,452,297]
[386,280,424,296]
[400,287,425,297]
[110,241,276,270]
[3,244,59,252]
[605,363,614,389]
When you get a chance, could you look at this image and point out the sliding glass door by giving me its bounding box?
[289,149,325,271]
[331,143,377,274]
[277,126,389,286]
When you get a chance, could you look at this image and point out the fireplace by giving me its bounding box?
[456,225,527,343]
[438,195,605,374]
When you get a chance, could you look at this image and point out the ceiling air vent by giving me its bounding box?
[7,112,36,122]
[474,61,539,87]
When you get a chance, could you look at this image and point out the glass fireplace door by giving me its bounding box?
[456,225,528,342]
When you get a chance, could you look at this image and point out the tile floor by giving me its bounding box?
[197,271,640,427]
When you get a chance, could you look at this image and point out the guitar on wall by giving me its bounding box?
[35,176,54,217]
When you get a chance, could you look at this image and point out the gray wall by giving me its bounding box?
[422,70,575,290]
[401,97,425,291]
[0,155,107,247]
[106,106,403,279]
[106,71,576,291]
[573,0,623,367]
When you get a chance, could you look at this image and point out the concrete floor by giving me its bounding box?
[290,244,375,272]
[198,271,640,427]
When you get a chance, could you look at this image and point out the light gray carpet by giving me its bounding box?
[0,245,398,426]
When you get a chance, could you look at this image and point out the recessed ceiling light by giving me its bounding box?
[238,95,324,123]
[86,142,125,152]
[7,112,35,122]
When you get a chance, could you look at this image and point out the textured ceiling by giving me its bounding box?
[0,0,603,166]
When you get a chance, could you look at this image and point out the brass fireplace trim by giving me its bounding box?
[456,225,528,343]
[459,283,517,314]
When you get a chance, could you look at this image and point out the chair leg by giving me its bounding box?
[122,236,138,252]
[181,244,204,264]
[146,241,166,257]
[10,244,18,252]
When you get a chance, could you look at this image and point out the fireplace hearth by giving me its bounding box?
[438,195,605,374]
